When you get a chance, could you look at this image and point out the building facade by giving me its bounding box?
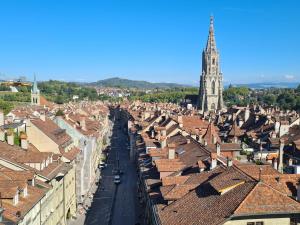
[198,16,224,112]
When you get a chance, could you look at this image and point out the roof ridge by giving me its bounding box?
[232,164,259,182]
[232,181,258,214]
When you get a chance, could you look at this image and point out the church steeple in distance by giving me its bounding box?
[31,74,40,105]
[198,16,224,112]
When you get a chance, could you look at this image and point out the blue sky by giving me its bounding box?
[0,0,299,85]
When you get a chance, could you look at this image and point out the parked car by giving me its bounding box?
[99,163,107,169]
[114,175,121,184]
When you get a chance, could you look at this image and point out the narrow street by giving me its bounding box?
[111,122,138,225]
[83,110,138,225]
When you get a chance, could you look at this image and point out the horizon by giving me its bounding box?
[33,76,300,88]
[0,1,299,84]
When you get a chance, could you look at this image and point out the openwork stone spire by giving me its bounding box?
[198,16,224,112]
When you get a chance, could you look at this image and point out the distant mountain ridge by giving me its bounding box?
[229,82,299,89]
[90,77,191,89]
[88,77,299,90]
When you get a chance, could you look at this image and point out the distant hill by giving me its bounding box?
[227,82,299,89]
[89,77,191,89]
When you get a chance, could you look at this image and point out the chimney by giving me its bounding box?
[178,115,183,128]
[226,157,233,167]
[0,111,4,127]
[273,158,278,170]
[80,118,86,131]
[210,153,217,170]
[7,130,14,146]
[40,113,46,122]
[297,182,300,201]
[255,115,259,123]
[288,158,293,166]
[216,142,221,156]
[212,135,217,144]
[234,136,238,143]
[151,130,155,138]
[238,119,244,127]
[275,121,280,134]
[198,135,202,144]
[278,139,284,173]
[211,158,217,170]
[168,144,176,159]
[23,185,28,197]
[0,129,4,142]
[160,137,167,148]
[161,129,167,137]
[20,132,28,150]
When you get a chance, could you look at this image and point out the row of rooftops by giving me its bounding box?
[123,101,300,225]
[0,100,110,223]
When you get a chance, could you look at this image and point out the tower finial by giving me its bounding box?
[210,15,214,32]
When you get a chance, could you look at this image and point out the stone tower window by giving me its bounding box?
[212,58,215,65]
[211,80,216,94]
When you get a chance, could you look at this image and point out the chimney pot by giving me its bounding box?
[216,142,221,156]
[211,158,217,170]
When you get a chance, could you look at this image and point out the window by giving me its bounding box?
[212,58,215,65]
[247,222,264,225]
[211,80,216,94]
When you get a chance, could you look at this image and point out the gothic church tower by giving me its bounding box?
[31,75,40,105]
[198,16,224,112]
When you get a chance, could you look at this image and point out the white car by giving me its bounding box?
[114,175,121,184]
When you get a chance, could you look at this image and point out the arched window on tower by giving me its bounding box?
[211,80,216,95]
[212,58,215,65]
